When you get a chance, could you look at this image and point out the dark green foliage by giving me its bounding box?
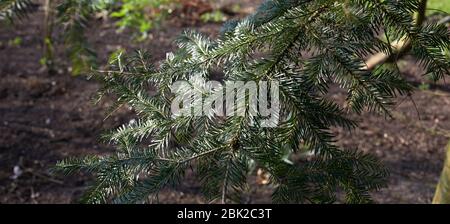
[56,0,450,204]
[0,0,36,21]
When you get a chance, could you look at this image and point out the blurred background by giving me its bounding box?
[0,0,449,203]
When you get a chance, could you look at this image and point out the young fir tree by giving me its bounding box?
[1,0,106,75]
[56,0,450,204]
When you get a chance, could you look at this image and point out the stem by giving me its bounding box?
[179,146,226,164]
[221,160,231,204]
[43,0,54,72]
[416,0,428,27]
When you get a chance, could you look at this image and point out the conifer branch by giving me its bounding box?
[55,0,450,204]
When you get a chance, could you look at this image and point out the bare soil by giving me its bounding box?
[1,1,449,204]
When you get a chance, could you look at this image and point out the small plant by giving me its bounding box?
[7,36,22,47]
[433,142,450,204]
[56,0,449,204]
[418,82,431,91]
[111,0,177,40]
[0,0,177,75]
[200,10,227,23]
[0,0,105,75]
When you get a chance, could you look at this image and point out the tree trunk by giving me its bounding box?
[433,142,450,204]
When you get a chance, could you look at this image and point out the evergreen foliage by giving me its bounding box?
[55,0,450,204]
[0,0,36,21]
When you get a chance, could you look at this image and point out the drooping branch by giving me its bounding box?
[365,0,429,70]
[53,0,450,204]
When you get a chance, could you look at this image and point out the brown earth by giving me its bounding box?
[1,1,449,204]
